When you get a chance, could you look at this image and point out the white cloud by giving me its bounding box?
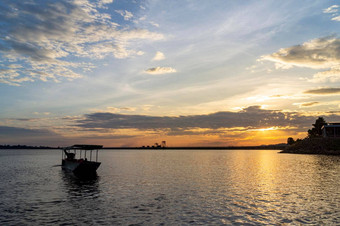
[149,21,160,27]
[309,68,340,83]
[152,51,165,61]
[144,67,177,75]
[262,37,340,69]
[86,42,145,59]
[0,0,163,86]
[107,107,137,113]
[115,10,133,21]
[332,16,340,21]
[323,5,340,21]
[139,15,147,21]
[97,0,113,8]
[323,5,339,14]
[261,37,340,83]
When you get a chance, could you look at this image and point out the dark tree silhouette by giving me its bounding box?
[287,137,295,145]
[308,117,326,138]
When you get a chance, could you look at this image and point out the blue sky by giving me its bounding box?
[1,0,340,147]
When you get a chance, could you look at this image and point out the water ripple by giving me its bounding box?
[1,149,340,224]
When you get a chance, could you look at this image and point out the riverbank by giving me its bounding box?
[1,144,287,150]
[280,138,340,155]
[106,144,287,150]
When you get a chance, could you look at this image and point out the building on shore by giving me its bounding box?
[322,123,340,138]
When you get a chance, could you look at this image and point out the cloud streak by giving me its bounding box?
[144,67,176,75]
[76,106,322,133]
[323,5,340,21]
[293,102,320,108]
[304,88,340,94]
[323,5,339,14]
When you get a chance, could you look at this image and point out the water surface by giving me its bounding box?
[0,149,339,225]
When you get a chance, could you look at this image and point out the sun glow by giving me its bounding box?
[249,127,278,132]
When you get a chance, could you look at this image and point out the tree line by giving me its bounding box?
[287,117,327,145]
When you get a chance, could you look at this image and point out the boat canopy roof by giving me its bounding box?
[64,144,103,150]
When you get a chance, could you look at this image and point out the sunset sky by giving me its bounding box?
[1,0,340,147]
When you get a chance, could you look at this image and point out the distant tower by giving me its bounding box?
[161,141,166,148]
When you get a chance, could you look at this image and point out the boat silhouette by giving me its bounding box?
[62,144,102,176]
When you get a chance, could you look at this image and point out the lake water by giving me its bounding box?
[0,149,339,225]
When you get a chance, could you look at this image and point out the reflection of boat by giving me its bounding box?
[62,144,102,176]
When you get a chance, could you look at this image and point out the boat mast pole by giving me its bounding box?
[96,149,98,162]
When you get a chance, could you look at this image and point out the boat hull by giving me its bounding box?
[62,159,101,176]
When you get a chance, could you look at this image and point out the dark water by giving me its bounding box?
[0,149,340,225]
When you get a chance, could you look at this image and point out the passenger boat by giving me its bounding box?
[62,144,103,176]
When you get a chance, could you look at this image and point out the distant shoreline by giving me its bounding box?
[280,138,340,155]
[0,144,286,150]
[104,145,286,150]
[0,145,57,149]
